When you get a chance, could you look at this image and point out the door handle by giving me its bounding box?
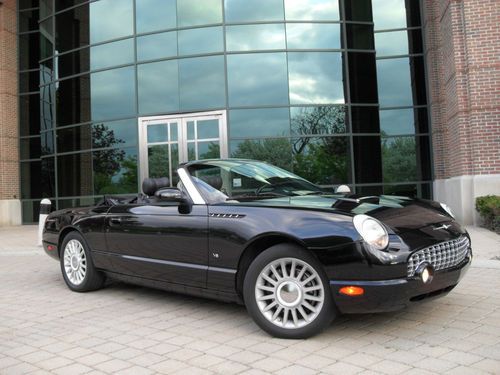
[109,217,122,225]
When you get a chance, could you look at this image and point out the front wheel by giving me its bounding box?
[243,244,336,339]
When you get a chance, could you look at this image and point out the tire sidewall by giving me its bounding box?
[243,243,336,339]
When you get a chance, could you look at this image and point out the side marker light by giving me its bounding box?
[339,286,365,296]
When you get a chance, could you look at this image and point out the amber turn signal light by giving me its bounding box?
[339,286,364,296]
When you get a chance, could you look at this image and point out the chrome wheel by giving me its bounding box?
[255,257,325,329]
[63,239,87,286]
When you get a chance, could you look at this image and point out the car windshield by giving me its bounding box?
[187,160,326,203]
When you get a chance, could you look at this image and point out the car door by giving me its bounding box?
[104,202,208,288]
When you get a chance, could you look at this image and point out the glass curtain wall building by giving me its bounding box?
[18,0,431,222]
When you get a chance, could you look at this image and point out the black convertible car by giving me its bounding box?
[42,159,471,338]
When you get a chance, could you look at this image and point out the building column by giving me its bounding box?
[423,0,500,225]
[0,0,21,226]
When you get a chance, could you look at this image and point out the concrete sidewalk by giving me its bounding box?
[0,225,499,375]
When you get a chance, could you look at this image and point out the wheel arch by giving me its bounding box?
[57,226,83,257]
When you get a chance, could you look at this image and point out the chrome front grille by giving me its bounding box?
[407,236,470,277]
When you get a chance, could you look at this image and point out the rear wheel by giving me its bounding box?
[244,244,336,338]
[60,232,105,292]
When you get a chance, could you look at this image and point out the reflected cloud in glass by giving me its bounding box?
[380,108,415,135]
[90,0,133,44]
[225,0,284,22]
[288,52,344,104]
[375,30,409,57]
[286,23,341,49]
[226,24,285,51]
[137,32,177,61]
[90,38,134,70]
[372,0,407,30]
[229,108,290,138]
[178,27,223,56]
[284,0,339,21]
[377,57,413,107]
[136,0,176,33]
[178,0,222,27]
[138,60,179,114]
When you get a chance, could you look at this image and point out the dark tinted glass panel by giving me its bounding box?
[57,48,90,78]
[356,185,383,196]
[416,135,432,180]
[384,183,430,198]
[19,33,40,70]
[136,0,176,33]
[226,24,285,51]
[380,107,428,135]
[375,29,423,56]
[40,84,55,131]
[225,0,284,22]
[230,138,292,171]
[178,27,223,56]
[227,53,288,107]
[407,0,422,27]
[41,130,55,155]
[20,94,41,136]
[382,136,417,182]
[353,136,382,183]
[286,23,341,49]
[21,160,54,199]
[55,5,90,52]
[19,71,39,93]
[344,0,372,22]
[40,33,53,60]
[346,24,375,50]
[348,52,378,103]
[56,0,88,11]
[19,0,38,10]
[137,31,177,61]
[93,119,138,149]
[19,9,39,32]
[178,0,222,27]
[57,124,91,153]
[229,108,290,138]
[41,157,56,198]
[93,147,138,195]
[90,38,134,70]
[56,75,91,127]
[57,152,93,197]
[89,0,133,44]
[350,106,380,133]
[57,197,96,209]
[292,136,351,185]
[285,0,339,21]
[91,66,136,121]
[291,106,346,135]
[138,60,179,114]
[288,52,344,105]
[20,137,41,160]
[179,56,226,110]
[22,201,41,223]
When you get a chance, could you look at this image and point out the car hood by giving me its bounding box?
[232,195,455,235]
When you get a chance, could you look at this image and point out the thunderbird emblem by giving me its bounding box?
[433,224,451,231]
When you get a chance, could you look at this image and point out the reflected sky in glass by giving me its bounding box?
[90,38,134,70]
[90,0,133,44]
[93,119,138,148]
[286,23,341,49]
[227,53,289,107]
[179,56,226,110]
[138,60,179,114]
[137,31,177,61]
[375,30,411,56]
[229,108,290,138]
[136,0,176,33]
[91,66,136,121]
[377,57,413,107]
[225,0,284,22]
[288,52,344,104]
[178,0,222,27]
[380,108,415,135]
[178,27,223,56]
[372,0,407,30]
[226,24,285,51]
[284,0,340,21]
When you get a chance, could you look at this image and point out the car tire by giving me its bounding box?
[60,231,105,292]
[243,243,336,339]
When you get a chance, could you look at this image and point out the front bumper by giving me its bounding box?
[330,257,471,314]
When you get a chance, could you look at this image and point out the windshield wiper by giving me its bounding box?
[228,193,289,201]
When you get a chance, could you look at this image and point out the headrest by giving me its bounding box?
[201,176,223,190]
[142,177,170,196]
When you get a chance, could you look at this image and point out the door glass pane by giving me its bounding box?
[148,144,169,178]
[197,119,219,139]
[170,123,178,141]
[171,144,179,184]
[198,141,220,160]
[188,142,196,160]
[147,124,168,143]
[187,121,195,140]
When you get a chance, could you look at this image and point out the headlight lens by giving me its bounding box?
[440,203,455,218]
[353,214,389,250]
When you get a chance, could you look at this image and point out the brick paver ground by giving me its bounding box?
[0,225,499,374]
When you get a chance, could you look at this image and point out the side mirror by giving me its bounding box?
[155,188,187,203]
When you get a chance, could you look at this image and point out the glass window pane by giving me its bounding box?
[20,137,41,160]
[227,53,288,107]
[57,124,92,153]
[285,0,339,21]
[90,38,134,70]
[230,139,292,171]
[288,52,344,105]
[382,136,417,183]
[19,71,39,93]
[56,0,87,11]
[138,60,179,114]
[225,0,284,22]
[147,124,168,143]
[350,106,380,133]
[170,123,178,141]
[177,0,222,27]
[137,32,177,61]
[348,52,378,104]
[90,0,134,44]
[291,106,346,136]
[375,29,423,57]
[93,119,138,149]
[41,130,55,156]
[136,0,176,33]
[197,119,219,139]
[91,66,136,121]
[198,141,220,159]
[19,33,40,70]
[353,136,382,183]
[148,144,170,178]
[57,152,94,197]
[187,121,195,140]
[344,0,372,22]
[19,9,39,32]
[286,23,341,49]
[56,75,91,127]
[20,94,41,136]
[372,0,407,30]
[384,183,430,199]
[380,108,415,135]
[226,24,285,51]
[229,108,290,138]
[179,56,226,110]
[292,136,351,185]
[57,48,90,79]
[55,5,89,53]
[94,147,138,194]
[346,24,375,50]
[178,26,223,56]
[22,200,41,224]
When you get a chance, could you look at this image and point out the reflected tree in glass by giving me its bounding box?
[231,139,292,170]
[382,136,417,183]
[291,106,346,135]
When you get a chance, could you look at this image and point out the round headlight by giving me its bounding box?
[440,203,455,218]
[353,214,389,250]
